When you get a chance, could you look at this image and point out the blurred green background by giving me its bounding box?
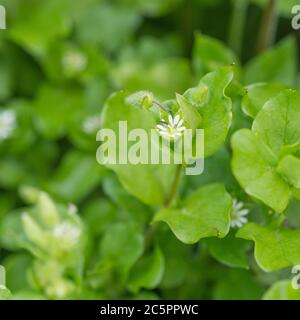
[0,0,299,300]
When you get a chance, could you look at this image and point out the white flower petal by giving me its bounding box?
[239,209,250,216]
[157,124,167,131]
[177,119,184,127]
[173,114,180,126]
[236,221,243,228]
[235,202,244,210]
[159,131,170,136]
[239,217,248,224]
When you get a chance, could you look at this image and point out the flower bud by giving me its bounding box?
[126,91,154,109]
[37,192,60,227]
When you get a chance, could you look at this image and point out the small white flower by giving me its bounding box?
[62,50,87,74]
[156,114,186,139]
[52,222,81,249]
[0,110,16,141]
[231,199,249,228]
[82,115,101,134]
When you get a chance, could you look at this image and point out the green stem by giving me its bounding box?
[164,164,183,207]
[144,165,183,251]
[228,0,249,56]
[153,100,168,113]
[256,0,278,53]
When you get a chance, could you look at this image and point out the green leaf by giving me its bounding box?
[0,265,11,300]
[158,230,189,289]
[8,0,71,56]
[237,223,300,271]
[205,232,249,269]
[154,183,232,244]
[263,280,300,300]
[127,246,165,293]
[75,3,141,52]
[231,129,290,212]
[83,199,117,238]
[183,67,234,157]
[100,223,144,276]
[253,90,300,156]
[213,269,264,300]
[112,58,193,101]
[125,0,183,17]
[244,37,297,87]
[277,155,300,189]
[193,33,240,78]
[242,83,286,118]
[100,91,176,205]
[176,93,202,131]
[34,85,83,139]
[3,254,32,292]
[47,151,106,202]
[102,175,152,226]
[233,89,300,212]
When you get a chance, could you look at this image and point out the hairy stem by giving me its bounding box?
[256,0,278,53]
